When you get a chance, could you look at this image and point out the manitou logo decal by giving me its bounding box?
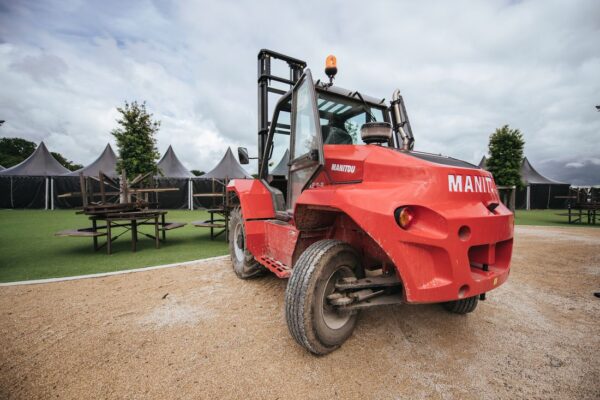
[448,174,495,193]
[331,163,356,173]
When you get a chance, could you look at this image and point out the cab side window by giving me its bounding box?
[269,99,291,176]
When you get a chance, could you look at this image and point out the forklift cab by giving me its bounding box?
[261,75,391,212]
[242,50,393,214]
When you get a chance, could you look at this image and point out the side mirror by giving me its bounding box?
[361,122,392,145]
[238,147,249,164]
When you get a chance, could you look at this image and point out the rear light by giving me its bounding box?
[394,206,414,229]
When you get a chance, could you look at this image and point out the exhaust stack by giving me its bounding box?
[390,89,414,151]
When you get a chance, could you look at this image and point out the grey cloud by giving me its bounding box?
[538,158,600,185]
[10,53,68,81]
[0,0,599,177]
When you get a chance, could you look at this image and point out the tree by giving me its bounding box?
[191,170,205,176]
[0,137,36,167]
[51,152,83,171]
[486,125,525,188]
[111,101,160,179]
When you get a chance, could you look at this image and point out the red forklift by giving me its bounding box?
[228,50,513,355]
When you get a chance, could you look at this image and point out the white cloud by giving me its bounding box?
[0,0,599,181]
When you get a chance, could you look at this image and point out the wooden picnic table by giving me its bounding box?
[557,203,600,225]
[56,209,186,254]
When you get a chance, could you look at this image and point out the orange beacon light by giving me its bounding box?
[325,54,337,84]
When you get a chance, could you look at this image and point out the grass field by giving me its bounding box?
[0,208,596,283]
[514,209,599,227]
[0,210,228,283]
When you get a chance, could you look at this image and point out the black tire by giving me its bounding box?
[285,239,360,355]
[228,207,265,279]
[442,295,479,314]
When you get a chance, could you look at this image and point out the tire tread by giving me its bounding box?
[285,239,352,355]
[443,295,478,314]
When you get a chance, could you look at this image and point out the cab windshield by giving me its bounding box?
[316,91,390,146]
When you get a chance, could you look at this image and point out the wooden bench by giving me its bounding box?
[192,221,225,228]
[55,229,106,238]
[55,228,108,251]
[157,221,186,241]
[161,222,186,231]
[191,219,226,240]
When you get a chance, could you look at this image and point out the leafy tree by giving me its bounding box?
[486,125,525,188]
[191,170,205,176]
[111,101,160,179]
[0,137,36,167]
[51,152,83,171]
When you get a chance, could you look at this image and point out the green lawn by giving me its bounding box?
[0,210,228,283]
[0,208,595,283]
[514,209,599,228]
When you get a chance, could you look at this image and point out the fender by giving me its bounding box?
[227,179,275,220]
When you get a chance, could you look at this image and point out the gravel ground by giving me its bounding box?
[0,226,599,399]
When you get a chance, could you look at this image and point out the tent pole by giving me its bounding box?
[51,178,54,210]
[547,186,551,209]
[45,177,49,210]
[10,177,14,208]
[188,179,193,210]
[526,185,531,210]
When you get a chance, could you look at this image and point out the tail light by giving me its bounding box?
[394,206,414,229]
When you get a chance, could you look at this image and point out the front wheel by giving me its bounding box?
[442,296,479,314]
[228,207,265,279]
[285,240,360,355]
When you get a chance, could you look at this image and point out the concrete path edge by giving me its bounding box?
[0,255,230,287]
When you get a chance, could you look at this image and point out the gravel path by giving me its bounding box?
[1,226,599,399]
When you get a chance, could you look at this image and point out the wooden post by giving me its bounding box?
[78,173,87,207]
[107,220,112,255]
[211,178,216,209]
[99,171,106,204]
[132,219,137,252]
[154,215,159,249]
[120,170,128,204]
[92,218,98,251]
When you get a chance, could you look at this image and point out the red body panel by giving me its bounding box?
[227,179,275,219]
[228,144,513,304]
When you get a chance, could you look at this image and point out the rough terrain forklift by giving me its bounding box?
[227,49,513,355]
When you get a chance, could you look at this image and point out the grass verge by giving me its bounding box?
[0,210,228,283]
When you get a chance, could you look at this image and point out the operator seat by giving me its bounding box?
[323,126,353,145]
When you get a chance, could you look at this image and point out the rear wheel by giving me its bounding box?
[285,240,360,355]
[442,296,479,314]
[228,207,265,279]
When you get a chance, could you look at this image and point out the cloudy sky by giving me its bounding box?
[0,0,599,184]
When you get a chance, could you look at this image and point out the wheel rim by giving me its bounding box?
[320,266,354,330]
[233,222,245,262]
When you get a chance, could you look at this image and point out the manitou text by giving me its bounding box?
[448,174,495,193]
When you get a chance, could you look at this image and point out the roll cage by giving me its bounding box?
[257,49,394,180]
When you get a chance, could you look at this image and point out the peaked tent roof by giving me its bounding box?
[0,165,5,171]
[157,145,194,178]
[521,157,566,185]
[478,156,487,169]
[202,147,252,180]
[65,144,118,177]
[0,142,70,176]
[270,149,289,176]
